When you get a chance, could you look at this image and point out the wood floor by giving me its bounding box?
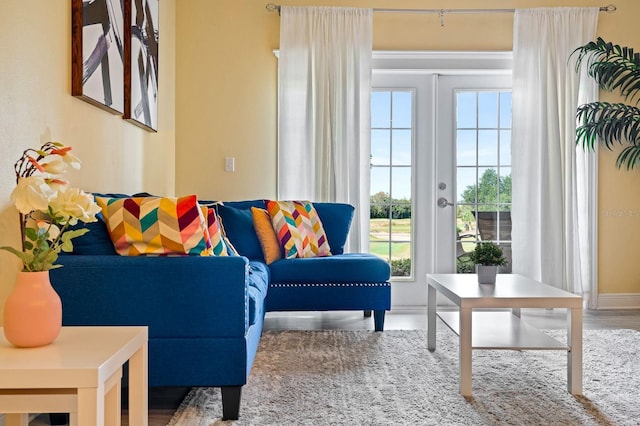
[33,308,640,425]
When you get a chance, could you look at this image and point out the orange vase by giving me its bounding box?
[3,271,62,347]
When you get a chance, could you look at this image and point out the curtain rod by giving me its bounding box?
[265,3,617,15]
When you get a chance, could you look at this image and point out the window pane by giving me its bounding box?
[500,167,511,204]
[392,91,412,128]
[369,240,390,261]
[477,167,498,204]
[500,130,511,166]
[392,130,411,166]
[391,215,411,233]
[370,167,390,196]
[371,130,390,165]
[457,92,476,128]
[478,130,498,166]
[391,167,411,201]
[371,91,390,128]
[500,92,512,128]
[457,130,476,166]
[390,242,411,277]
[457,167,477,204]
[478,92,498,128]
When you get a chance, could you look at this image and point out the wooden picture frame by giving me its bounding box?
[124,0,159,132]
[71,0,125,114]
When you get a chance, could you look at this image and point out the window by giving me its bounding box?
[456,91,512,273]
[370,90,413,277]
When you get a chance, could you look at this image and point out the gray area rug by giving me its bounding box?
[168,328,639,425]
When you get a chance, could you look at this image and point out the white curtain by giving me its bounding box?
[512,8,598,303]
[277,6,372,252]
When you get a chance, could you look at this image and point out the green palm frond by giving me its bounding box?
[576,102,640,154]
[616,144,640,170]
[573,37,640,104]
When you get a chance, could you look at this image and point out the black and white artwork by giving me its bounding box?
[124,0,159,132]
[72,0,125,113]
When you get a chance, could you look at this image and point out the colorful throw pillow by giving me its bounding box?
[266,200,331,259]
[251,207,282,264]
[203,207,230,256]
[95,195,211,256]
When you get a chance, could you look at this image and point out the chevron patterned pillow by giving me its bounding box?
[203,207,230,256]
[95,195,211,256]
[266,200,331,259]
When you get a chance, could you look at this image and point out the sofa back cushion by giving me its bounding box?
[65,217,117,255]
[312,203,354,255]
[214,201,266,260]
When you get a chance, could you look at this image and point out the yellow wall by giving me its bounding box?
[176,0,640,295]
[0,0,176,322]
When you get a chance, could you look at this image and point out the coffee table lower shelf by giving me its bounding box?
[437,311,568,350]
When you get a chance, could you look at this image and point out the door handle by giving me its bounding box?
[437,197,454,208]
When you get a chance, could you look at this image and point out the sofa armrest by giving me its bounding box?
[50,255,250,338]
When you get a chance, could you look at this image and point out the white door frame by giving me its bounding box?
[372,51,513,309]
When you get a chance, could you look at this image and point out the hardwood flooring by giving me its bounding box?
[33,308,640,425]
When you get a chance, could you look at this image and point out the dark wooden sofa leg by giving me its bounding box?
[373,310,386,331]
[48,414,68,425]
[221,385,243,420]
[364,310,372,317]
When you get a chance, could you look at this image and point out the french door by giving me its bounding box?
[371,71,512,307]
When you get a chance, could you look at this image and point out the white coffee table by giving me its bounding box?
[0,326,148,426]
[427,273,582,396]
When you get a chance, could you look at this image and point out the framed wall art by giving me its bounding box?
[71,0,125,114]
[124,0,159,132]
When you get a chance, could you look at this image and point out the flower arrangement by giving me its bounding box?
[0,142,101,272]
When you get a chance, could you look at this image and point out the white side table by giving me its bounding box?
[0,326,148,426]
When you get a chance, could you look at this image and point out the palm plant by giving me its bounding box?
[573,38,640,170]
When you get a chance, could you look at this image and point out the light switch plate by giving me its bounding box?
[225,157,235,172]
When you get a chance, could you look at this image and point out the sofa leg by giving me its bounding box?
[221,385,242,420]
[363,310,372,317]
[373,310,386,331]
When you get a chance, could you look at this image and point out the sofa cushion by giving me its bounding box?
[248,261,269,325]
[269,253,390,284]
[312,203,354,255]
[65,216,117,255]
[216,204,264,260]
[266,200,331,259]
[95,195,210,256]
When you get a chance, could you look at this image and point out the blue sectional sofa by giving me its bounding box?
[49,197,390,420]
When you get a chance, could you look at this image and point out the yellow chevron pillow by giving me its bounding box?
[266,200,331,259]
[95,195,212,256]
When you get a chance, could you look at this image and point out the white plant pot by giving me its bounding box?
[476,265,498,284]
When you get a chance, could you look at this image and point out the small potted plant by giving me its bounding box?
[469,241,507,284]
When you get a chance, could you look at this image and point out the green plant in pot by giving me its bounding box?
[573,38,640,169]
[469,242,507,284]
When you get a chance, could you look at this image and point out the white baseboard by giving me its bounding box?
[597,293,640,309]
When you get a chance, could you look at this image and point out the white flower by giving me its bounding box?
[39,154,68,175]
[49,187,101,225]
[61,151,82,170]
[10,176,55,214]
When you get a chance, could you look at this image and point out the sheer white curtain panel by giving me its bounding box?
[277,6,373,252]
[511,8,598,304]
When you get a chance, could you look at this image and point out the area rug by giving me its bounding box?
[168,328,639,425]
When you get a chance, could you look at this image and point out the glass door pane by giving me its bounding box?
[370,89,414,277]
